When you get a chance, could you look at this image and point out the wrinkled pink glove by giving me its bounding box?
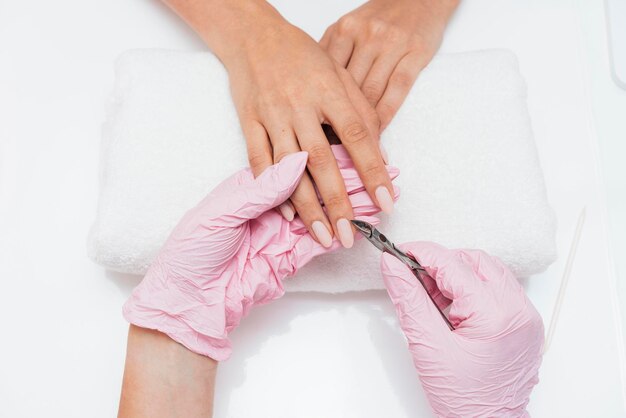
[381,242,544,418]
[124,146,399,361]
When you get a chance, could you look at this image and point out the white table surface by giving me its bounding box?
[1,0,625,417]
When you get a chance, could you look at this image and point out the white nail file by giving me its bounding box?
[606,0,626,89]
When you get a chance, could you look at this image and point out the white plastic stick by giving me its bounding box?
[543,207,586,354]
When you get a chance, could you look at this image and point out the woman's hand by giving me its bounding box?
[163,0,393,249]
[225,15,394,249]
[320,0,459,130]
[124,147,400,361]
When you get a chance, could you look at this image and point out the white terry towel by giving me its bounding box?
[88,49,557,293]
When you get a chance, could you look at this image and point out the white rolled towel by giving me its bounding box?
[88,49,557,293]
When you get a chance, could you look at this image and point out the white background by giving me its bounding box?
[1,0,625,417]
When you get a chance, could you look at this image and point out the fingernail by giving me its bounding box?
[336,218,354,249]
[379,142,389,164]
[375,186,394,215]
[312,221,333,248]
[278,202,295,222]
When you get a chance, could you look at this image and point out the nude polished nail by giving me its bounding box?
[375,186,394,215]
[312,221,333,248]
[336,218,354,249]
[278,202,295,222]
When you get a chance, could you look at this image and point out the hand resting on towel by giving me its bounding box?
[162,0,394,249]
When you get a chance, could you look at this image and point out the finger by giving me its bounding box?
[203,152,309,227]
[397,242,482,317]
[290,213,381,275]
[294,112,356,248]
[331,143,400,195]
[323,95,394,215]
[243,120,274,178]
[346,44,377,86]
[455,249,508,283]
[324,33,354,67]
[264,122,298,221]
[337,66,381,142]
[376,52,424,130]
[360,50,406,108]
[277,199,296,222]
[381,252,454,345]
[261,121,303,221]
[267,122,335,248]
[349,183,400,218]
[455,249,524,298]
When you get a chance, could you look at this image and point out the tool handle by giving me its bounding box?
[411,268,455,331]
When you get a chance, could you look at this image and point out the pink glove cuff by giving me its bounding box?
[123,303,233,361]
[123,259,234,360]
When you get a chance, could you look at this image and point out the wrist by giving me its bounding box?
[421,0,459,25]
[163,0,290,68]
[404,0,459,52]
[191,0,290,69]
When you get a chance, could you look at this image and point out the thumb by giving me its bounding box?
[399,242,480,303]
[381,252,452,344]
[205,152,308,228]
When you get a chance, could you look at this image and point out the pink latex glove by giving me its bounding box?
[124,146,399,361]
[381,242,544,418]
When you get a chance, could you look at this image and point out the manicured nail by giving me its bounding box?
[379,142,389,164]
[375,186,394,215]
[336,218,354,249]
[278,202,295,221]
[312,221,333,248]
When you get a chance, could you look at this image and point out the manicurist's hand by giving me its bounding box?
[163,0,393,249]
[320,0,459,130]
[124,147,399,361]
[381,242,544,417]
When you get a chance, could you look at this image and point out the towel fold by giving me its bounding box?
[88,49,556,293]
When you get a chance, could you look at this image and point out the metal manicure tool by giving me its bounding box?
[350,220,455,330]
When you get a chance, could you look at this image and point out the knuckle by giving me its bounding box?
[368,19,389,36]
[306,143,333,169]
[383,26,404,43]
[377,101,395,120]
[341,121,370,145]
[239,102,257,118]
[257,92,287,113]
[360,159,385,179]
[247,150,270,172]
[322,193,348,211]
[391,71,414,89]
[284,84,306,105]
[291,189,321,212]
[410,38,434,56]
[362,81,384,102]
[368,19,404,43]
[337,15,359,34]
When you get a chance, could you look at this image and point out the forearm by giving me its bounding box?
[118,325,218,418]
[161,0,287,68]
[406,0,460,45]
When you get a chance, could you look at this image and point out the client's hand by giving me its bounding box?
[225,12,391,247]
[320,0,458,130]
[124,146,399,361]
[381,242,544,417]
